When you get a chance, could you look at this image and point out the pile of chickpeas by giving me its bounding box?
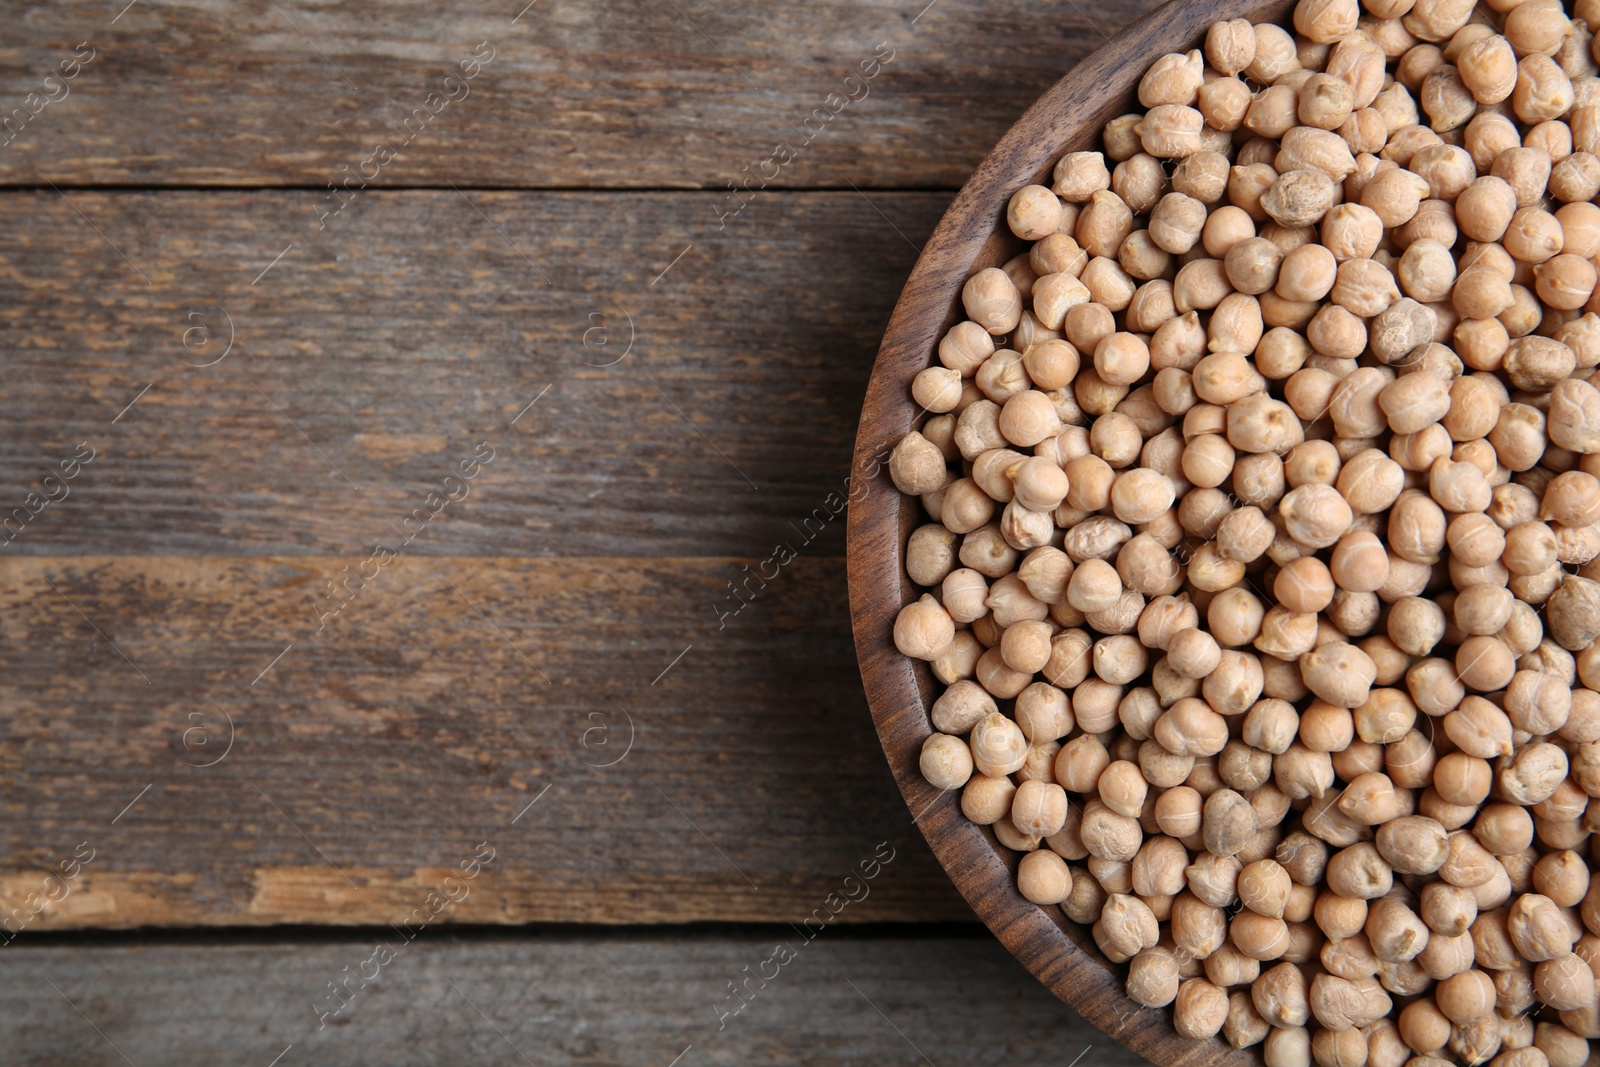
[888,0,1600,1061]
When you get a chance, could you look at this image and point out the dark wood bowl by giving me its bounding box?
[846,0,1296,1063]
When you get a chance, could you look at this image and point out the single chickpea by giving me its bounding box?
[1143,195,1205,260]
[1017,848,1073,905]
[1076,189,1135,260]
[1007,184,1064,242]
[1513,54,1575,125]
[1336,450,1404,515]
[960,773,1016,825]
[1200,76,1253,132]
[1279,483,1354,548]
[1308,303,1368,360]
[1137,104,1206,158]
[1421,64,1477,131]
[1053,151,1112,203]
[1113,153,1170,215]
[894,594,955,661]
[1535,254,1599,311]
[962,267,1023,335]
[1095,892,1160,962]
[1173,976,1230,1038]
[1456,176,1520,244]
[1207,18,1258,75]
[1173,151,1232,204]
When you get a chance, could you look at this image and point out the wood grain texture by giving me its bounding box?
[0,554,969,927]
[0,189,945,558]
[0,0,1162,189]
[1,928,1148,1066]
[844,0,1296,1064]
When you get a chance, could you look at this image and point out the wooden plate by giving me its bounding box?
[846,0,1296,1063]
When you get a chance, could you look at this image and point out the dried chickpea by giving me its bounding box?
[890,0,1600,1039]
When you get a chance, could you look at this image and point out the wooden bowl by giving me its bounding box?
[846,0,1296,1063]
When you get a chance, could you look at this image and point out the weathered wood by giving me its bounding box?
[0,0,1162,189]
[0,553,969,927]
[844,0,1296,1065]
[1,928,1144,1066]
[0,189,945,557]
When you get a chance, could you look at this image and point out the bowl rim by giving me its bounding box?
[846,0,1296,1063]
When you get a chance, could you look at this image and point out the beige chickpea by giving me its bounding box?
[1113,153,1170,215]
[1514,54,1575,125]
[1154,785,1204,840]
[905,524,960,590]
[1181,434,1234,489]
[1335,450,1404,517]
[1012,778,1070,838]
[998,390,1065,449]
[934,319,998,377]
[1320,202,1384,263]
[1379,371,1451,435]
[1173,976,1230,1039]
[1370,297,1439,365]
[960,773,1016,826]
[1076,189,1135,260]
[1387,490,1447,564]
[1214,507,1275,566]
[1095,892,1160,963]
[1155,697,1230,759]
[1225,237,1285,296]
[1274,556,1335,614]
[1535,954,1597,1012]
[1397,238,1459,305]
[1230,161,1282,222]
[889,430,949,497]
[1054,733,1109,795]
[1248,85,1299,141]
[1299,72,1356,130]
[1109,468,1176,526]
[1010,456,1070,515]
[920,729,976,792]
[1017,848,1073,905]
[1280,483,1354,548]
[894,594,955,661]
[1255,326,1311,381]
[1053,151,1112,203]
[1080,257,1136,312]
[1475,803,1535,859]
[1535,254,1599,311]
[1203,591,1263,650]
[1421,64,1476,131]
[1550,151,1600,203]
[1295,0,1359,43]
[1226,394,1305,456]
[1171,151,1231,206]
[1430,456,1493,513]
[962,267,1023,335]
[1100,119,1139,163]
[911,366,964,414]
[1007,184,1064,242]
[1508,894,1576,963]
[1207,18,1258,75]
[968,711,1028,778]
[1455,176,1519,245]
[1200,76,1254,133]
[975,348,1030,405]
[1137,105,1206,159]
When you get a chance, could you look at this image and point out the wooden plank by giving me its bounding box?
[0,929,1138,1066]
[0,554,967,927]
[0,0,1161,189]
[0,189,943,558]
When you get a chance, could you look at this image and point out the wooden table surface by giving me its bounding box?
[0,0,1161,1061]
